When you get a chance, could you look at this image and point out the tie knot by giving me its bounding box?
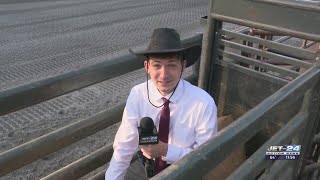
[162,97,170,106]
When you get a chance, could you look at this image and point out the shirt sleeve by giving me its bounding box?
[162,102,218,164]
[105,88,140,180]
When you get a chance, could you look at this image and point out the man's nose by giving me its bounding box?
[159,66,169,79]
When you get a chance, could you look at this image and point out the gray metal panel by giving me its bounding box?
[218,50,301,78]
[152,65,320,180]
[221,29,316,60]
[211,61,289,118]
[211,0,320,39]
[220,39,313,68]
[227,112,307,180]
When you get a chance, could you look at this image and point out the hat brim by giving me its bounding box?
[129,44,201,67]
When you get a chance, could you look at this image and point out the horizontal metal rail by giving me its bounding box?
[152,65,320,179]
[0,103,125,176]
[258,160,294,180]
[0,74,198,177]
[41,144,113,180]
[218,49,301,78]
[266,48,315,62]
[219,39,313,68]
[221,29,316,60]
[210,0,320,40]
[215,60,289,86]
[90,170,106,180]
[41,145,137,180]
[211,13,320,42]
[274,36,291,43]
[226,112,308,180]
[250,0,320,12]
[0,34,203,116]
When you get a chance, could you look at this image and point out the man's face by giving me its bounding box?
[144,55,186,96]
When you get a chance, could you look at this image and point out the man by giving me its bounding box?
[105,28,217,179]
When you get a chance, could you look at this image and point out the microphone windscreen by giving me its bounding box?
[140,117,154,134]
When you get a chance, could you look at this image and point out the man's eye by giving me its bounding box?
[153,64,160,68]
[168,64,177,67]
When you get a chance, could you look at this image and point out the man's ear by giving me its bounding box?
[182,60,187,72]
[144,61,149,73]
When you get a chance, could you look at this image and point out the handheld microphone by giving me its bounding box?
[138,117,159,145]
[137,117,158,178]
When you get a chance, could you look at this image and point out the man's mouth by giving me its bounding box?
[158,81,171,85]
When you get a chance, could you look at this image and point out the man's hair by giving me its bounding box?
[145,52,184,62]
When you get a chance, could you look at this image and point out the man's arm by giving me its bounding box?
[105,89,140,180]
[140,103,218,164]
[163,103,218,164]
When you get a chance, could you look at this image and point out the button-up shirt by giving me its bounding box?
[105,79,218,180]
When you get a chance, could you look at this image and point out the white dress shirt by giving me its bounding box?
[105,79,218,180]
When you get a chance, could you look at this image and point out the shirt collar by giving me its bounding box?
[148,79,184,105]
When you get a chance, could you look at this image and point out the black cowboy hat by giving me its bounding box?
[129,28,201,67]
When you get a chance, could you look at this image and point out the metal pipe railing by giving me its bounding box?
[0,103,125,176]
[0,35,203,116]
[215,60,289,86]
[42,144,113,180]
[218,49,301,78]
[250,0,320,12]
[0,73,198,177]
[41,145,137,180]
[226,111,307,179]
[211,14,320,42]
[219,39,313,68]
[152,64,320,179]
[221,29,316,60]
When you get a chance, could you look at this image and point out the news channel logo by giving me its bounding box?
[265,145,301,160]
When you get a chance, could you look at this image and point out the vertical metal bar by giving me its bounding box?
[293,81,320,180]
[192,56,201,77]
[207,21,223,96]
[198,0,216,91]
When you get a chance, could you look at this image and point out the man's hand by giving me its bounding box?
[140,141,168,159]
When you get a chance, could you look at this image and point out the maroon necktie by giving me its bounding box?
[155,98,170,174]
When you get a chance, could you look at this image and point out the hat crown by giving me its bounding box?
[148,28,183,51]
[129,28,201,67]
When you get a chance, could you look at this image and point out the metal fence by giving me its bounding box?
[1,0,319,179]
[152,0,320,179]
[0,35,202,178]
